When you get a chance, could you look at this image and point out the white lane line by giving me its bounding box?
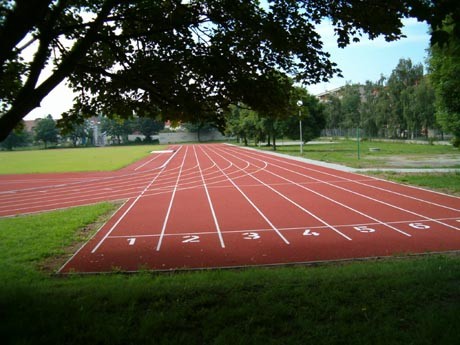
[134,151,164,171]
[200,146,290,245]
[106,216,460,240]
[194,146,225,248]
[220,146,412,237]
[0,147,182,196]
[58,200,129,273]
[212,147,353,241]
[156,146,189,251]
[230,146,460,232]
[91,147,182,253]
[235,146,460,212]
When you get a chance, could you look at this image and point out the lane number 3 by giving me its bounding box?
[243,232,261,240]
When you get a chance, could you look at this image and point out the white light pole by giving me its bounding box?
[297,100,303,155]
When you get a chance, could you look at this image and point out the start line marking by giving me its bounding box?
[151,150,175,153]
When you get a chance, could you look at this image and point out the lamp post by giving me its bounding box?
[297,100,303,155]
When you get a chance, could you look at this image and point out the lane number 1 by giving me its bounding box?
[127,238,136,246]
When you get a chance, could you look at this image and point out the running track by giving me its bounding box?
[1,144,460,273]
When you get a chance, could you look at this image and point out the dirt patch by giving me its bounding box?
[38,201,123,274]
[368,154,460,168]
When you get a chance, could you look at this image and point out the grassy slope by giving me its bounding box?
[1,204,460,344]
[0,145,165,174]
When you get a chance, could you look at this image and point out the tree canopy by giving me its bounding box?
[0,0,459,141]
[428,17,460,146]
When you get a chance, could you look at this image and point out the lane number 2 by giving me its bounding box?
[182,235,200,243]
[303,229,320,236]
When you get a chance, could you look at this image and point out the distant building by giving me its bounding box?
[315,86,346,102]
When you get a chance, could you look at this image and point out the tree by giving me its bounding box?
[1,0,455,142]
[225,106,260,147]
[65,120,91,147]
[100,116,132,145]
[386,58,424,137]
[323,95,342,135]
[133,117,164,142]
[0,120,30,150]
[283,88,326,143]
[340,84,362,131]
[429,19,460,146]
[34,115,58,148]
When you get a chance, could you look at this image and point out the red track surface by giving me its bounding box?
[2,144,460,273]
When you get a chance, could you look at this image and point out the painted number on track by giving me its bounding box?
[243,232,261,240]
[303,229,320,236]
[354,226,376,233]
[409,223,430,230]
[127,238,136,246]
[182,235,200,243]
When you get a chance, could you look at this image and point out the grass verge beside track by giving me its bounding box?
[257,140,459,169]
[369,171,460,196]
[0,145,166,174]
[1,204,460,344]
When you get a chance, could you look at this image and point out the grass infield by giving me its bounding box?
[1,203,460,344]
[0,145,166,174]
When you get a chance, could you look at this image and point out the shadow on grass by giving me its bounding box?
[2,257,460,345]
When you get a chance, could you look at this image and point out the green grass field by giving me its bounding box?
[1,142,460,344]
[259,139,460,169]
[370,171,460,196]
[1,204,460,345]
[0,145,166,174]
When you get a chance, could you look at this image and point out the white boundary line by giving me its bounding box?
[156,146,189,251]
[194,146,226,248]
[134,150,165,171]
[57,199,129,273]
[230,146,460,232]
[210,146,353,241]
[234,144,460,204]
[221,146,412,237]
[103,216,460,240]
[200,145,290,245]
[91,147,182,253]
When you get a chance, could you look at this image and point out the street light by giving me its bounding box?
[297,100,303,155]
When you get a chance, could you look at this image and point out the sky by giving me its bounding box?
[25,18,430,120]
[306,18,431,95]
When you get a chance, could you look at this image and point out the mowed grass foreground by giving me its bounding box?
[1,203,460,345]
[0,145,165,174]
